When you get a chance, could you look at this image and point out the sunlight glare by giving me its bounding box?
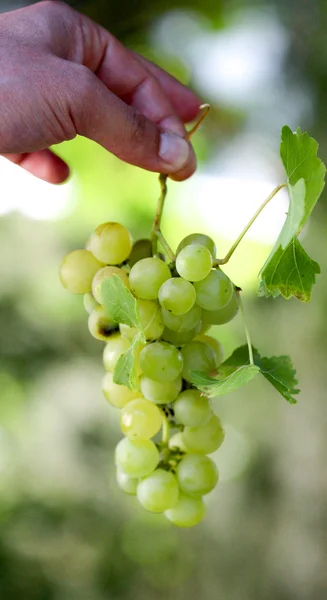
[0,156,73,220]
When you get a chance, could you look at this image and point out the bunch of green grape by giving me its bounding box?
[60,223,239,527]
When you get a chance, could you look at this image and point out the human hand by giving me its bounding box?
[0,1,201,184]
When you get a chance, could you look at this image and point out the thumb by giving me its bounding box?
[67,66,196,181]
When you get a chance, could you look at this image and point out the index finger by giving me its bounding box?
[134,53,201,124]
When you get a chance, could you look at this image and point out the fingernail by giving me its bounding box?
[159,132,192,171]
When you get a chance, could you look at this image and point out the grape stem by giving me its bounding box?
[237,292,254,365]
[151,173,169,257]
[185,104,211,141]
[156,229,175,263]
[150,104,211,260]
[214,183,287,266]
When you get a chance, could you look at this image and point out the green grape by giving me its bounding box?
[115,437,159,477]
[116,468,138,495]
[139,342,183,382]
[129,257,171,300]
[194,334,224,366]
[173,389,212,427]
[202,289,239,325]
[120,398,162,439]
[88,222,133,265]
[59,249,104,294]
[103,333,131,372]
[161,326,200,346]
[165,494,206,527]
[88,306,118,341]
[92,266,129,304]
[140,375,182,404]
[137,469,179,513]
[136,299,165,341]
[102,372,140,408]
[161,304,201,333]
[83,292,99,314]
[176,244,212,282]
[176,454,219,496]
[128,239,152,267]
[120,323,136,341]
[120,299,164,341]
[183,414,225,454]
[158,278,196,315]
[193,269,234,310]
[168,432,187,452]
[181,341,217,383]
[176,233,216,258]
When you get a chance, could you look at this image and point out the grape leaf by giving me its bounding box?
[101,274,144,339]
[191,344,299,403]
[191,364,260,397]
[254,353,299,405]
[281,126,325,216]
[259,237,320,302]
[259,126,325,301]
[113,334,141,391]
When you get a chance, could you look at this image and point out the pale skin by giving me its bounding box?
[0,1,201,184]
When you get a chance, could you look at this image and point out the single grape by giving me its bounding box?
[176,454,219,496]
[115,437,159,478]
[176,233,216,258]
[161,326,200,346]
[88,222,133,265]
[140,375,182,404]
[120,299,164,341]
[202,289,239,325]
[181,341,217,382]
[128,239,152,267]
[194,334,224,366]
[176,244,212,282]
[139,342,183,382]
[120,398,162,439]
[183,414,225,454]
[161,304,201,333]
[129,257,171,300]
[193,269,234,311]
[165,494,206,527]
[92,266,129,304]
[168,432,187,452]
[158,278,196,315]
[137,469,179,513]
[83,292,99,314]
[88,306,118,341]
[59,249,104,294]
[173,389,212,427]
[116,468,139,495]
[103,333,131,372]
[102,372,140,408]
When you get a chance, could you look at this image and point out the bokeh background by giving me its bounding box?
[1,0,327,598]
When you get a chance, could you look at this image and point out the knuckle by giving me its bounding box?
[29,1,76,51]
[37,0,70,17]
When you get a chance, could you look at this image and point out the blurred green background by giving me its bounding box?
[1,0,327,598]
